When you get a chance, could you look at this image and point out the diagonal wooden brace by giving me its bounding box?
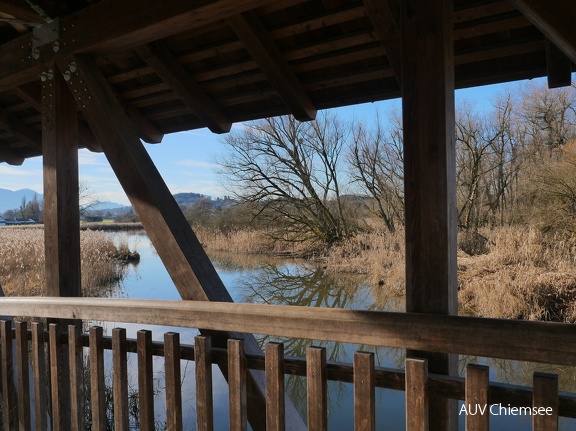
[57,54,306,431]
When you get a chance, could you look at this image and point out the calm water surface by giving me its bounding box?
[98,231,575,430]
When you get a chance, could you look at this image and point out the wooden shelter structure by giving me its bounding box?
[0,0,574,430]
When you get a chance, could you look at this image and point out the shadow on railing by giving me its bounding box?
[0,297,575,430]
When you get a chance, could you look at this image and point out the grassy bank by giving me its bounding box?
[195,225,576,322]
[0,227,139,297]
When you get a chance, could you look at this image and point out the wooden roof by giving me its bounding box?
[0,0,573,164]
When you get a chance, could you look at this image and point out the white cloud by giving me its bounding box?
[0,165,41,177]
[175,159,217,169]
[78,149,108,166]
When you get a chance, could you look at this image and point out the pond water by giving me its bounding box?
[97,231,575,430]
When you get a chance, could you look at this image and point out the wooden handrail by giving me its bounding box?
[1,297,576,365]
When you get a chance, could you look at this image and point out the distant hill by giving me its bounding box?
[0,188,43,213]
[173,192,209,206]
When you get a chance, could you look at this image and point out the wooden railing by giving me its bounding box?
[0,297,575,430]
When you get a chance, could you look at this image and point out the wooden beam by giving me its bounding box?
[227,12,317,121]
[363,0,402,85]
[545,38,572,88]
[60,54,305,431]
[512,0,576,65]
[42,67,81,298]
[401,0,457,429]
[0,0,277,91]
[0,108,41,149]
[0,1,45,24]
[136,43,231,134]
[14,83,102,151]
[0,147,24,165]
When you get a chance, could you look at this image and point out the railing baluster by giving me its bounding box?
[533,372,558,431]
[406,358,429,431]
[16,321,31,431]
[138,329,155,431]
[90,326,106,431]
[31,322,47,431]
[113,328,129,431]
[228,339,247,431]
[195,335,213,431]
[49,323,65,431]
[465,364,489,431]
[69,325,84,431]
[354,351,375,431]
[1,319,17,430]
[266,342,285,431]
[307,346,327,431]
[165,332,183,431]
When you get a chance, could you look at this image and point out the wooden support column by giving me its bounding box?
[401,0,457,430]
[42,67,81,298]
[59,55,305,431]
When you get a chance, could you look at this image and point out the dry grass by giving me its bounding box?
[458,227,576,322]
[193,226,313,255]
[0,227,137,297]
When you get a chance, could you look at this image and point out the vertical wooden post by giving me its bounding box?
[406,358,429,431]
[137,330,154,431]
[533,372,558,431]
[31,322,48,431]
[16,321,31,431]
[42,66,81,298]
[465,364,489,431]
[90,326,106,431]
[165,332,183,431]
[112,328,129,431]
[1,320,17,430]
[265,343,285,431]
[195,336,214,431]
[228,339,248,431]
[401,0,457,429]
[306,346,327,431]
[354,351,375,431]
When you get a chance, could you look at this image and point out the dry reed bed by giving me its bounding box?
[0,227,136,297]
[196,225,576,322]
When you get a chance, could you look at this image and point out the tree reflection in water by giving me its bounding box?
[232,261,406,416]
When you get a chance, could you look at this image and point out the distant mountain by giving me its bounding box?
[0,188,43,213]
[89,201,128,211]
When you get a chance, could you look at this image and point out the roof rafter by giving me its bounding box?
[545,38,572,88]
[0,109,41,149]
[512,0,576,65]
[227,11,317,121]
[0,0,277,92]
[136,43,231,134]
[363,0,402,85]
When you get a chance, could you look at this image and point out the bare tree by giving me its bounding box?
[218,114,354,247]
[348,111,404,232]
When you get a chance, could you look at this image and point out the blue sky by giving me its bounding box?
[0,79,546,206]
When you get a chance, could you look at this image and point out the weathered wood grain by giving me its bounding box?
[228,339,248,431]
[164,332,183,431]
[112,328,129,431]
[31,322,47,431]
[90,326,106,431]
[465,364,488,431]
[195,336,214,431]
[15,321,31,431]
[307,346,327,431]
[138,330,154,431]
[533,372,558,431]
[68,325,84,431]
[406,358,429,431]
[265,342,285,431]
[354,351,375,431]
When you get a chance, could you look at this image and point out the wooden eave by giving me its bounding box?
[0,0,572,164]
